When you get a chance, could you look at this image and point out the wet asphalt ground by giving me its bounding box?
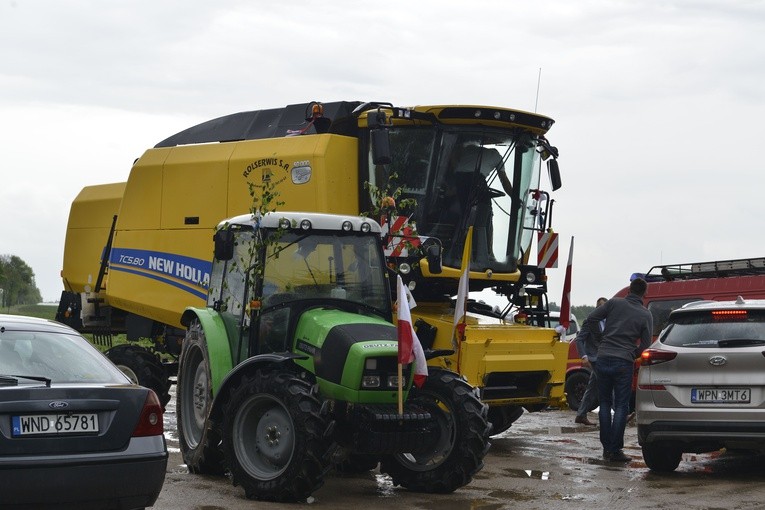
[156,387,765,510]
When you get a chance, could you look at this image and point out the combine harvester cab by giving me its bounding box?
[58,100,570,431]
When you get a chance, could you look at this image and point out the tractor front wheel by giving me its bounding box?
[221,369,330,502]
[380,369,491,493]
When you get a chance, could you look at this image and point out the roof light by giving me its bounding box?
[300,219,312,230]
[711,310,748,321]
[278,218,291,229]
[360,222,371,233]
[342,221,353,231]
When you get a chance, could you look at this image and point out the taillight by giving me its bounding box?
[132,390,164,437]
[640,348,677,366]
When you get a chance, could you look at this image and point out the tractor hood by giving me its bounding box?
[293,307,398,387]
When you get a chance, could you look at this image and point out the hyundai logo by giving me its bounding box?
[708,356,727,366]
[48,401,69,409]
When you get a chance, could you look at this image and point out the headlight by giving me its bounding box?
[361,375,381,388]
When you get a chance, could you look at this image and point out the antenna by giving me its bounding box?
[534,68,542,112]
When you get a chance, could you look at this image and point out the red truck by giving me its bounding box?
[567,256,765,411]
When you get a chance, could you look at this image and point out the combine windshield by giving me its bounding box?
[367,127,543,273]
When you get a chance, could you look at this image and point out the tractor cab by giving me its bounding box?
[207,212,393,366]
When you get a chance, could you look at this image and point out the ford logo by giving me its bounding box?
[708,356,727,366]
[48,401,69,409]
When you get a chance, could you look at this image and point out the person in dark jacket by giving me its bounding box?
[574,297,608,426]
[582,278,652,462]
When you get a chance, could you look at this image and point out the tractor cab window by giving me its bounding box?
[262,231,390,317]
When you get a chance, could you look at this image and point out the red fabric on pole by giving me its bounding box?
[396,275,427,388]
[559,237,574,330]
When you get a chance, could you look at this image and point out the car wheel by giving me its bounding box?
[565,370,594,412]
[642,441,682,472]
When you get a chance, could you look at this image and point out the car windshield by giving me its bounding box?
[660,310,765,348]
[0,331,127,384]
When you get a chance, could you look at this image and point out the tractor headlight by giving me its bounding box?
[300,219,312,230]
[387,375,405,388]
[342,221,353,232]
[278,218,291,230]
[362,375,381,388]
[360,222,371,233]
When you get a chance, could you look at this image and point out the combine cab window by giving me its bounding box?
[366,127,542,274]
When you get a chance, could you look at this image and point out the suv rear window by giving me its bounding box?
[660,309,765,348]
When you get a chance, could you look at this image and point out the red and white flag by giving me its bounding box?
[452,225,473,347]
[558,236,574,332]
[397,275,428,388]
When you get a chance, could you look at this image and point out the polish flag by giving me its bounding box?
[558,237,574,332]
[397,275,428,388]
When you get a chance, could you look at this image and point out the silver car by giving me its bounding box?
[0,314,167,509]
[636,297,765,472]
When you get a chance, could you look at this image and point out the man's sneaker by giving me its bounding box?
[606,450,631,462]
[575,415,596,426]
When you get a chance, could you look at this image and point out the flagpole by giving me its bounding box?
[397,363,403,415]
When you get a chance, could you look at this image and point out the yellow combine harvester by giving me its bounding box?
[58,101,569,432]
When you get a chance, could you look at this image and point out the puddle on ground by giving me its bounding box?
[503,467,550,480]
[373,473,397,497]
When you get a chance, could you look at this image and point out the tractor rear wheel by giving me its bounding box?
[106,344,171,408]
[222,369,330,502]
[177,319,225,475]
[380,369,491,493]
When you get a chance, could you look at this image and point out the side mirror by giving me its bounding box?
[422,238,442,274]
[213,229,235,261]
[370,129,392,165]
[547,159,562,191]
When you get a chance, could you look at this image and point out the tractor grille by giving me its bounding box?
[336,403,438,455]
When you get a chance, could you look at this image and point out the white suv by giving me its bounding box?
[636,297,765,471]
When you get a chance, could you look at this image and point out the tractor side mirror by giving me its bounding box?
[547,159,562,191]
[213,229,235,261]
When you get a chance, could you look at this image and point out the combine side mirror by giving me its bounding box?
[422,238,442,274]
[213,229,235,261]
[547,159,562,191]
[370,129,391,165]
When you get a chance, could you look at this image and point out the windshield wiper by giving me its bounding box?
[0,374,52,387]
[718,338,765,348]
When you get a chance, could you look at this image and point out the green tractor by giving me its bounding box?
[176,211,491,502]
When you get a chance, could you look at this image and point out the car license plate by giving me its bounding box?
[691,388,751,404]
[11,413,99,437]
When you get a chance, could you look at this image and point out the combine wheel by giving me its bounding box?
[222,369,330,502]
[106,344,171,408]
[177,319,225,474]
[380,369,491,493]
[487,405,524,436]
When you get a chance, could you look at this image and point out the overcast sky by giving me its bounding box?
[1,0,764,307]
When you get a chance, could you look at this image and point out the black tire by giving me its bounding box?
[380,369,491,493]
[221,369,330,502]
[487,405,523,436]
[642,441,682,472]
[565,370,595,412]
[177,319,225,475]
[106,344,171,408]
